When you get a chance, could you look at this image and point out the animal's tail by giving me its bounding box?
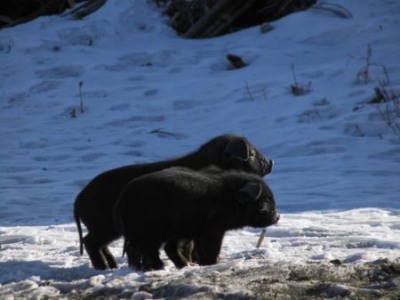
[73,200,84,255]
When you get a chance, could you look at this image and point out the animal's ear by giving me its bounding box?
[237,182,263,204]
[223,138,249,162]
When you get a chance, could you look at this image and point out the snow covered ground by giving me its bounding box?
[1,0,400,298]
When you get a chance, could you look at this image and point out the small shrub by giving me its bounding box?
[290,63,312,96]
[70,81,85,118]
[375,83,400,133]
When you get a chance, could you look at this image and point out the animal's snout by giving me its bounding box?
[273,213,280,224]
[264,159,273,174]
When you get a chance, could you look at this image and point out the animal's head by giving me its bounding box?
[201,134,273,177]
[236,180,279,228]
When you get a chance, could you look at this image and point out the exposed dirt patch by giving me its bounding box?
[66,259,400,299]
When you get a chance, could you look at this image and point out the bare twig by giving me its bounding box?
[79,81,84,113]
[373,77,400,134]
[291,63,299,89]
[149,128,179,138]
[357,44,373,84]
[245,81,255,101]
[380,66,391,86]
[256,229,267,248]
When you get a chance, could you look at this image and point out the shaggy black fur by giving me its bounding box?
[114,167,279,271]
[74,134,273,270]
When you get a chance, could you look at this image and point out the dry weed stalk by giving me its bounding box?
[374,80,400,134]
[356,44,373,84]
[79,81,84,113]
[290,63,312,96]
[245,80,255,101]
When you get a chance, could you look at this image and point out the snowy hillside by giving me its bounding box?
[1,0,400,299]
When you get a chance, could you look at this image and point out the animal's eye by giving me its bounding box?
[250,149,256,157]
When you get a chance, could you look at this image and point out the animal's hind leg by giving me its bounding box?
[85,229,120,270]
[101,246,118,269]
[125,239,143,271]
[83,234,109,270]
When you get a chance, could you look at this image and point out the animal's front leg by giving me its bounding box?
[195,233,224,266]
[164,238,193,269]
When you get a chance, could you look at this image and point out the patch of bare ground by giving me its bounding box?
[66,258,400,299]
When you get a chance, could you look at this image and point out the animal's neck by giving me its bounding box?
[226,210,246,231]
[213,199,246,232]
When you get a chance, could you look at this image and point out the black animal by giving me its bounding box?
[114,167,280,271]
[74,134,273,270]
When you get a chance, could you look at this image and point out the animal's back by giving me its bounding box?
[117,167,263,236]
[75,163,173,224]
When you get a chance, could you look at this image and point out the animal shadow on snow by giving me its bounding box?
[0,260,102,285]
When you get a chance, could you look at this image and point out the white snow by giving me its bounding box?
[1,0,400,298]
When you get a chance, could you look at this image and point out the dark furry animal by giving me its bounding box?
[114,167,280,271]
[74,134,273,270]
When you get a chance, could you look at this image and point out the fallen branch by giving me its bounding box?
[149,128,180,138]
[256,229,267,248]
